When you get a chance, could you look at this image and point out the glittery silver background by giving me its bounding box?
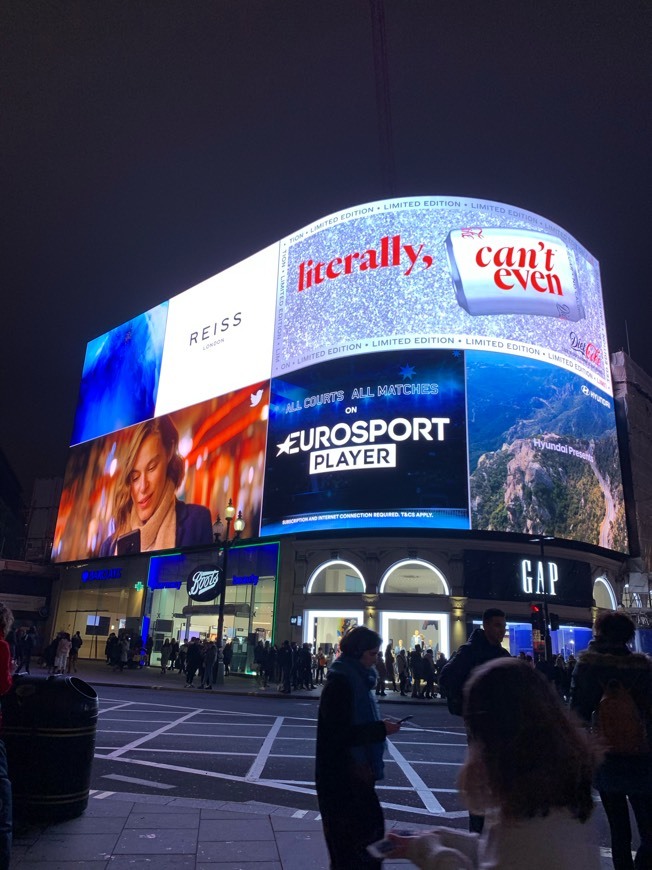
[273,197,609,390]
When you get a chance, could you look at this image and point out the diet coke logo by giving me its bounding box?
[186,564,223,601]
[569,331,602,367]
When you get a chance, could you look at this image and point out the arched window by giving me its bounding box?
[306,560,365,594]
[379,560,449,595]
[594,576,617,609]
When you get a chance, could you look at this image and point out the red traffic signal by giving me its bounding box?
[530,603,545,631]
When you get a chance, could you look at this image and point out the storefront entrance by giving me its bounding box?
[380,611,450,657]
[303,610,364,652]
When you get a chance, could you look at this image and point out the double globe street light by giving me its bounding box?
[212,499,245,685]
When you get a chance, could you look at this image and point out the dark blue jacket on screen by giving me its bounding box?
[99,500,213,556]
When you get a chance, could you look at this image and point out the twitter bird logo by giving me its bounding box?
[250,389,263,407]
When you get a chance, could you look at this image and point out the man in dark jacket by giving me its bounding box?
[571,610,652,870]
[439,608,510,715]
[438,607,510,833]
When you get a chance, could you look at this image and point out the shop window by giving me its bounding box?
[306,561,365,594]
[380,560,449,595]
[593,576,617,609]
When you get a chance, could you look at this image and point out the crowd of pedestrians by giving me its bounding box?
[315,611,652,870]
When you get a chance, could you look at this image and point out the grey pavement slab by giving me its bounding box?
[273,830,330,870]
[197,838,280,862]
[11,862,110,870]
[107,858,197,869]
[14,831,119,862]
[113,826,199,854]
[126,811,200,829]
[197,864,282,870]
[198,817,275,841]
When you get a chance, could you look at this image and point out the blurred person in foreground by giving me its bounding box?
[438,607,510,833]
[315,626,402,869]
[0,603,14,869]
[385,658,599,869]
[571,611,652,870]
[100,415,212,555]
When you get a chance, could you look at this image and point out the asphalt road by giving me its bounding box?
[91,685,629,859]
[92,686,469,826]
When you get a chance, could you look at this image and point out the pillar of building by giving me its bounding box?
[449,596,468,652]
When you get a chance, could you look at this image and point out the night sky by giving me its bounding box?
[2,1,650,497]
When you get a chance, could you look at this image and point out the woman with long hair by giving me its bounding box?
[100,415,212,555]
[386,658,599,868]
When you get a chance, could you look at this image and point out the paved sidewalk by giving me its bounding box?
[11,790,421,869]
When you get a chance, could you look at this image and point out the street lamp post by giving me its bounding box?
[212,499,245,686]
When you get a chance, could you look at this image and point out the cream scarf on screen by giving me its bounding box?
[129,478,177,552]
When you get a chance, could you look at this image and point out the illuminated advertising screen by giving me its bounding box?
[262,349,468,534]
[53,196,627,562]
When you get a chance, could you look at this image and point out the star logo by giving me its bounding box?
[399,364,416,380]
[276,434,295,456]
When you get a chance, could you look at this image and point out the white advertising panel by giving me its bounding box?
[155,243,278,416]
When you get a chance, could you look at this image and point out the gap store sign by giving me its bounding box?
[464,550,593,607]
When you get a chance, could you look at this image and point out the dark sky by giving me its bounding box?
[2,1,650,497]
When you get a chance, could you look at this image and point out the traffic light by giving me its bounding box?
[530,602,545,633]
[549,613,560,631]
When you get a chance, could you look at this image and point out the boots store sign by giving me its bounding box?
[186,565,223,602]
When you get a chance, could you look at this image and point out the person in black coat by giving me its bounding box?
[315,626,402,869]
[571,611,652,870]
[184,638,203,687]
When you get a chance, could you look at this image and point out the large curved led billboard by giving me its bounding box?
[53,196,627,562]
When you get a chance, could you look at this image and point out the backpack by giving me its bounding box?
[593,678,649,755]
[438,648,469,716]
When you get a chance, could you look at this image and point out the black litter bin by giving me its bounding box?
[1,675,98,822]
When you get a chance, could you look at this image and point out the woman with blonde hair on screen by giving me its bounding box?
[100,415,212,555]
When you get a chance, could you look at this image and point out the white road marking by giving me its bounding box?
[386,739,446,814]
[94,697,468,818]
[392,740,467,747]
[99,702,137,715]
[93,791,115,800]
[292,810,308,818]
[117,748,257,756]
[97,730,152,735]
[246,716,285,781]
[102,774,175,790]
[104,709,201,759]
[267,780,461,795]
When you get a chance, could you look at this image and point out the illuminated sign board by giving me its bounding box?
[53,197,627,562]
[464,551,593,608]
[186,564,223,602]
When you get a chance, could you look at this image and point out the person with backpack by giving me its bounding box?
[438,608,510,833]
[571,610,652,870]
